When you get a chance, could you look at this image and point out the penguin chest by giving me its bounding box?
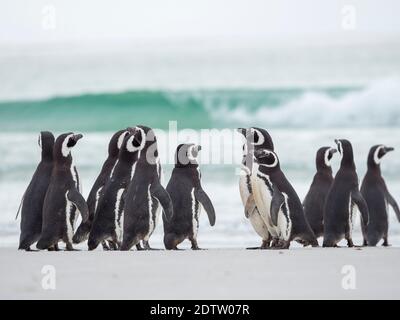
[348,195,356,235]
[144,185,160,240]
[191,188,201,238]
[114,188,125,242]
[276,193,292,241]
[250,171,277,236]
[64,192,76,242]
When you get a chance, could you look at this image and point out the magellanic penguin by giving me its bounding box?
[247,127,283,247]
[163,144,216,250]
[253,149,318,249]
[323,139,369,248]
[303,147,337,239]
[36,133,88,251]
[87,128,145,250]
[361,145,399,246]
[73,129,129,246]
[237,128,271,249]
[17,131,55,251]
[120,125,173,251]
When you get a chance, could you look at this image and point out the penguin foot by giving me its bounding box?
[136,244,144,251]
[65,243,80,251]
[191,247,205,250]
[346,239,354,247]
[382,239,391,247]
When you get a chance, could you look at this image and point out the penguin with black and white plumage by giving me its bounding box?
[73,129,129,248]
[163,144,215,250]
[253,148,318,249]
[120,125,173,251]
[36,133,88,251]
[17,131,55,251]
[323,139,369,248]
[237,128,271,249]
[247,127,284,247]
[303,147,337,239]
[361,145,400,246]
[87,128,145,250]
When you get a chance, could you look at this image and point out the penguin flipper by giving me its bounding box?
[351,189,369,225]
[386,192,400,222]
[195,188,216,226]
[151,183,173,222]
[67,188,89,223]
[244,194,256,218]
[270,185,285,227]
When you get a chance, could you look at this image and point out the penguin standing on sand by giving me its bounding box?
[120,126,173,251]
[248,127,283,247]
[36,133,88,251]
[163,144,216,250]
[303,147,337,238]
[237,128,271,249]
[18,131,55,251]
[323,139,369,247]
[253,149,318,249]
[73,129,128,246]
[361,145,400,246]
[87,128,145,250]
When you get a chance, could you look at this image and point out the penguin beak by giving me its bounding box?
[385,147,395,153]
[236,128,247,137]
[197,145,202,152]
[330,148,338,156]
[73,134,83,141]
[334,139,340,146]
[127,127,136,134]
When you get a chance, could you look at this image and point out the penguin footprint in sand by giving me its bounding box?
[163,144,216,250]
[36,133,88,251]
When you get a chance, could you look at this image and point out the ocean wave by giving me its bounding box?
[0,78,399,131]
[209,78,400,128]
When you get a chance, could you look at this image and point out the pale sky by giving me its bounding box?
[0,0,399,45]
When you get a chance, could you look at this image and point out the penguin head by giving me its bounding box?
[246,127,275,151]
[54,132,83,163]
[334,139,355,168]
[134,125,159,162]
[108,129,129,158]
[38,131,55,161]
[120,127,146,156]
[253,149,280,171]
[368,145,394,167]
[316,147,337,170]
[175,143,201,168]
[236,128,254,170]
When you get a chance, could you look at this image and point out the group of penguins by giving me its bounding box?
[17,126,215,251]
[238,127,400,249]
[17,125,400,251]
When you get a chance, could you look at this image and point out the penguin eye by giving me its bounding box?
[253,131,259,144]
[67,137,76,148]
[132,135,141,148]
[327,153,333,161]
[264,154,277,166]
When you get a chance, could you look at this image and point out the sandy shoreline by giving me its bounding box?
[1,247,399,299]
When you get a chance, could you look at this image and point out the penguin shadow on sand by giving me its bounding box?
[163,143,216,250]
[36,132,89,251]
[360,145,400,247]
[17,131,55,251]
